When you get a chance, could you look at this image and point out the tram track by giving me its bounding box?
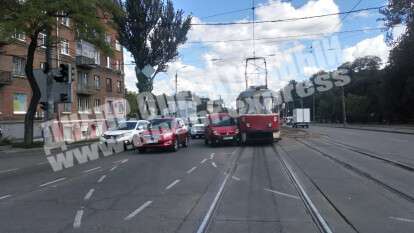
[295,138,414,204]
[320,136,414,173]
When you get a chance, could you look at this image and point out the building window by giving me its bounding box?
[114,60,120,71]
[38,33,46,48]
[117,102,125,114]
[13,31,25,41]
[63,103,71,113]
[94,99,101,113]
[117,80,122,93]
[13,93,27,114]
[94,51,100,65]
[106,100,114,114]
[12,57,26,77]
[105,34,112,45]
[106,78,112,92]
[94,75,100,89]
[115,40,121,51]
[61,15,70,27]
[78,72,88,86]
[60,39,69,55]
[77,96,90,113]
[106,57,111,69]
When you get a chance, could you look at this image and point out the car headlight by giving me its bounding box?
[213,130,220,136]
[161,132,174,140]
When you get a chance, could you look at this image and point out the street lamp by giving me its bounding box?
[175,66,188,95]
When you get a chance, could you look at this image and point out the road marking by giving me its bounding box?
[211,162,217,168]
[73,209,84,228]
[0,194,12,200]
[201,159,207,164]
[39,177,66,187]
[84,189,95,201]
[37,162,48,165]
[97,175,106,183]
[165,179,181,190]
[232,176,241,181]
[389,138,409,143]
[110,166,118,172]
[83,167,101,173]
[121,159,129,164]
[187,167,197,174]
[264,188,300,200]
[0,168,19,174]
[196,171,231,233]
[124,201,153,221]
[210,153,215,159]
[389,216,414,223]
[113,159,124,164]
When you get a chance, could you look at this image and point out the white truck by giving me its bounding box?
[292,108,310,128]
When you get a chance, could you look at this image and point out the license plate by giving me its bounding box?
[107,139,116,144]
[223,136,233,140]
[145,138,158,144]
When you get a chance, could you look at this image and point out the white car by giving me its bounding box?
[100,120,149,149]
[190,123,205,139]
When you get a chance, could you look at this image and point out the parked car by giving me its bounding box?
[204,113,240,146]
[137,117,189,153]
[100,120,149,149]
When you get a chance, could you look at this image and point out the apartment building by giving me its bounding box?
[0,13,126,141]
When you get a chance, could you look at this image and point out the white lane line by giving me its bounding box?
[196,171,231,233]
[73,208,84,228]
[112,159,124,164]
[124,201,153,221]
[121,159,129,164]
[83,166,101,173]
[97,175,107,183]
[110,166,118,172]
[389,216,414,223]
[39,177,66,187]
[0,168,19,174]
[0,194,12,200]
[200,158,207,164]
[210,153,215,159]
[211,162,217,168]
[83,189,95,201]
[37,162,48,165]
[389,138,409,143]
[187,166,197,174]
[264,188,300,200]
[165,179,181,190]
[232,176,241,181]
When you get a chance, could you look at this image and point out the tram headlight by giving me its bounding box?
[246,123,251,128]
[268,123,272,128]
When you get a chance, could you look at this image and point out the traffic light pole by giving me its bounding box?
[43,29,55,144]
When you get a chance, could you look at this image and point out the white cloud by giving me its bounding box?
[343,34,390,65]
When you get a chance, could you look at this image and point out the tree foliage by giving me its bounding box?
[114,0,192,93]
[0,0,120,144]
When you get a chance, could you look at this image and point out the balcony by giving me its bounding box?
[76,56,97,69]
[77,83,98,95]
[0,71,12,86]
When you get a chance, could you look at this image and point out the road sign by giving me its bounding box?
[140,65,156,78]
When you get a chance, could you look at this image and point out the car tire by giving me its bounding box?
[204,138,210,145]
[138,148,146,153]
[182,136,189,148]
[171,139,179,152]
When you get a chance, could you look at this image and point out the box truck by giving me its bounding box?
[292,108,310,128]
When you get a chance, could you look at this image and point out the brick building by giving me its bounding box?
[0,12,126,141]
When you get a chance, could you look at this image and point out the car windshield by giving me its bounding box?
[149,119,173,130]
[116,122,137,130]
[210,115,236,127]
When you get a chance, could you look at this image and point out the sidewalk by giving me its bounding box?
[313,123,414,135]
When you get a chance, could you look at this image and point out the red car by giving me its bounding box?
[137,117,189,153]
[204,113,240,146]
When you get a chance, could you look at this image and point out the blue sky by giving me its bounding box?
[124,0,393,106]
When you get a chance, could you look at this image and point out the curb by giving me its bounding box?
[314,124,414,135]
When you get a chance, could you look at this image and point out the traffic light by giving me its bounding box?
[60,94,69,103]
[40,102,48,111]
[54,64,72,83]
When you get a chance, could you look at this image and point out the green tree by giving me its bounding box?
[125,91,139,118]
[114,0,192,93]
[0,0,120,144]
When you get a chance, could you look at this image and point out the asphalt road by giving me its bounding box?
[0,126,414,233]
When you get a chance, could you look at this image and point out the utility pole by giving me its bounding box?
[43,28,55,144]
[175,72,178,95]
[341,86,347,127]
[312,94,316,122]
